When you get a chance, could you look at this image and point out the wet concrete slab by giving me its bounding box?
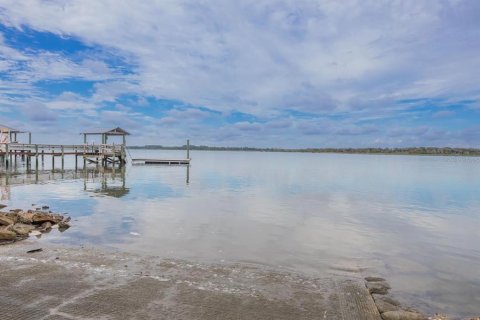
[0,243,381,320]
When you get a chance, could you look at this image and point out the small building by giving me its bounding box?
[80,127,130,145]
[0,125,31,144]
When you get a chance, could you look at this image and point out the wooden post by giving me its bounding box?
[120,145,125,166]
[187,139,190,159]
[35,145,39,171]
[121,165,126,189]
[84,134,87,144]
[28,132,32,144]
[83,144,86,169]
[61,146,64,171]
[84,168,87,191]
[112,144,116,171]
[5,144,8,168]
[52,148,55,170]
[41,150,44,164]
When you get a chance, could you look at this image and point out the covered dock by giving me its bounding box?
[1,125,192,171]
[0,124,31,144]
[0,126,130,170]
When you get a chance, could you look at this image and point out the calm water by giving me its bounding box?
[1,150,480,317]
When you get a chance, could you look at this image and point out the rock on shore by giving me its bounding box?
[0,207,70,244]
[364,276,429,320]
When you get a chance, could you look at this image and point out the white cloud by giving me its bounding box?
[1,0,479,115]
[0,0,479,146]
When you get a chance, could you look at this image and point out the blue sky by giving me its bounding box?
[0,0,479,147]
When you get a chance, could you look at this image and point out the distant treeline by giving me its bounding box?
[128,145,480,156]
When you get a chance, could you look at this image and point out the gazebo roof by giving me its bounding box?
[0,124,28,134]
[81,127,130,136]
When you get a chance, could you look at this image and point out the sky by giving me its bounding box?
[0,0,479,148]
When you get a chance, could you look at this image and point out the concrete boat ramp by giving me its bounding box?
[0,243,382,320]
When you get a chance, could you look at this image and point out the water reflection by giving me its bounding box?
[0,167,129,200]
[0,151,479,317]
[83,167,129,198]
[0,162,192,201]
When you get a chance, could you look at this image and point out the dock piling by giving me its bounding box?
[35,145,39,171]
[61,146,65,171]
[5,144,9,168]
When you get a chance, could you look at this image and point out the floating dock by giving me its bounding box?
[131,139,191,166]
[132,158,190,165]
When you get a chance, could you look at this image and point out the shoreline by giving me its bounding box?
[128,147,480,157]
[0,240,459,320]
[0,205,477,319]
[0,241,380,319]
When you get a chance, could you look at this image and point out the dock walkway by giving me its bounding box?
[0,143,127,169]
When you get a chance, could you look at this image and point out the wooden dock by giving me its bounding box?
[0,126,192,171]
[0,143,127,170]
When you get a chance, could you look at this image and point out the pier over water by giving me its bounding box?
[0,126,129,171]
